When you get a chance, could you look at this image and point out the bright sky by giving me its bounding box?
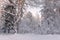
[26,5,43,20]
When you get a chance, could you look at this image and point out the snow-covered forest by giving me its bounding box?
[0,0,60,34]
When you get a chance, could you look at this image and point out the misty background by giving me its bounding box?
[0,0,60,34]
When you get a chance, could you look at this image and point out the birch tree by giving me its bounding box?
[1,0,25,33]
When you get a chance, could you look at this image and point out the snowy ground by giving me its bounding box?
[0,34,60,40]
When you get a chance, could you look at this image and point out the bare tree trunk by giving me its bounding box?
[13,0,25,33]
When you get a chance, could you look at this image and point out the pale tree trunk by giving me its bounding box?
[14,0,25,33]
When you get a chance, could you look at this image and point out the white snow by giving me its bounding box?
[0,34,60,40]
